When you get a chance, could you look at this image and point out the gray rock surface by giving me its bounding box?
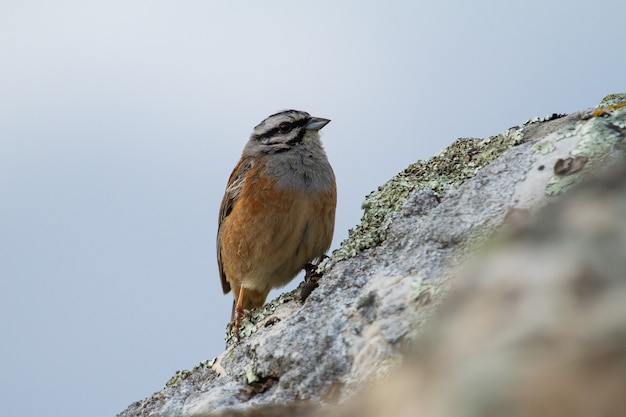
[116,95,626,417]
[320,160,626,417]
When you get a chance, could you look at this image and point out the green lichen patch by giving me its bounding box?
[244,360,260,384]
[597,93,626,108]
[555,123,581,141]
[546,100,626,196]
[589,93,626,117]
[332,126,526,262]
[164,358,216,387]
[532,139,556,155]
[165,369,192,387]
[591,101,626,117]
[225,290,298,345]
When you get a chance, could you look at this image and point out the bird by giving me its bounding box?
[217,109,336,335]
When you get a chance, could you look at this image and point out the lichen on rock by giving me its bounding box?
[331,125,527,263]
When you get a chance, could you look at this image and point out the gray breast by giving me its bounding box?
[266,141,335,191]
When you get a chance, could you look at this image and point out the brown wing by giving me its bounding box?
[217,157,253,294]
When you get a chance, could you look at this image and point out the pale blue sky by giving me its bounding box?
[1,1,624,416]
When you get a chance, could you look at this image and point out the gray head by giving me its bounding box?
[244,110,330,156]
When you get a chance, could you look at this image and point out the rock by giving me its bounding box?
[323,155,626,417]
[116,94,626,417]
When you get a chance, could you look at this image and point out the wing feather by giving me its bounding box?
[217,157,253,294]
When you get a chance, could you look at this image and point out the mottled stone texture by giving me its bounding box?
[117,96,626,417]
[322,157,626,417]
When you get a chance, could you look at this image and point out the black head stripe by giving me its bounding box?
[253,127,279,141]
[286,126,307,145]
[253,116,310,142]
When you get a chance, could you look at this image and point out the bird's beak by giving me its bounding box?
[306,117,331,131]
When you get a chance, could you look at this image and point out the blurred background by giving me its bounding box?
[1,1,624,416]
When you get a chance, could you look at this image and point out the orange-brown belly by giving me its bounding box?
[220,171,336,309]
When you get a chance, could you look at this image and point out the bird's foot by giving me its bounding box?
[300,257,328,302]
[304,255,328,280]
[229,306,250,338]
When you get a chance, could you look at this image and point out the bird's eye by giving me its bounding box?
[278,122,292,133]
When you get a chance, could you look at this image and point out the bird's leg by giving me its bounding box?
[232,286,246,336]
